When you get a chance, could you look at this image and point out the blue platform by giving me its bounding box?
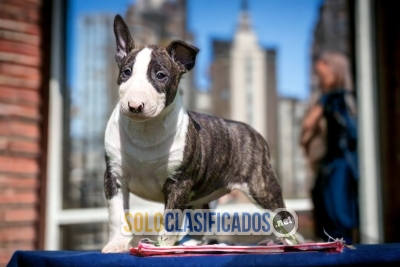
[7,244,400,267]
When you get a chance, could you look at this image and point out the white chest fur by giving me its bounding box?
[104,96,189,202]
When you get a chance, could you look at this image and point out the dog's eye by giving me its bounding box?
[156,72,167,80]
[123,68,132,77]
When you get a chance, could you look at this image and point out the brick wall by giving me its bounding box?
[0,0,47,265]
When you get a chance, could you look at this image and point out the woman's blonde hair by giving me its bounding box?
[317,52,357,115]
[318,52,353,90]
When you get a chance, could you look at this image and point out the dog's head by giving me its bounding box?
[113,15,199,121]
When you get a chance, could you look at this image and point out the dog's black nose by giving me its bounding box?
[128,101,144,113]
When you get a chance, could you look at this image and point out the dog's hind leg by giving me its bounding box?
[243,168,299,245]
[246,168,285,211]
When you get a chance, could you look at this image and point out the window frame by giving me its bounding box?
[45,0,388,250]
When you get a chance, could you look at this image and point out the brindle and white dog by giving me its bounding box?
[102,15,290,253]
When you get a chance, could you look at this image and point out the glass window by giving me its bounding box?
[58,0,346,248]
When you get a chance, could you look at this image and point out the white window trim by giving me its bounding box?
[45,0,65,250]
[355,0,383,244]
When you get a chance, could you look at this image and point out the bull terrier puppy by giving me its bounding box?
[102,14,290,253]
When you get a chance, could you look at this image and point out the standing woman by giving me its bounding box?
[301,52,359,244]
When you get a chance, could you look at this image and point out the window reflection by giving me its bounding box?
[61,0,344,249]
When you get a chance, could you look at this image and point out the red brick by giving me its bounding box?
[0,120,40,139]
[0,18,41,35]
[10,141,40,155]
[0,240,35,250]
[0,103,41,120]
[0,242,36,265]
[0,63,40,80]
[0,208,38,222]
[0,190,38,204]
[0,29,40,46]
[0,139,40,155]
[1,0,42,6]
[0,74,40,90]
[0,251,13,267]
[0,175,39,189]
[0,40,40,57]
[0,4,40,24]
[0,156,39,174]
[0,86,41,106]
[0,225,36,242]
[0,52,40,67]
[0,0,43,256]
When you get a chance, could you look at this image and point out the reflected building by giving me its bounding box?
[210,40,231,120]
[210,2,279,169]
[312,0,352,58]
[278,98,309,199]
[311,0,352,94]
[67,14,118,209]
[209,1,309,197]
[194,90,213,115]
[125,0,188,46]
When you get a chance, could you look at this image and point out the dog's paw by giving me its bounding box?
[102,237,131,253]
[158,234,179,247]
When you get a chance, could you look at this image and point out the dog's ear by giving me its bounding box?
[113,14,135,65]
[166,40,199,72]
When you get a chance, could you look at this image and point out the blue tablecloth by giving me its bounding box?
[7,244,400,267]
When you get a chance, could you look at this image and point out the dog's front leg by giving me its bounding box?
[158,176,193,246]
[102,167,131,253]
